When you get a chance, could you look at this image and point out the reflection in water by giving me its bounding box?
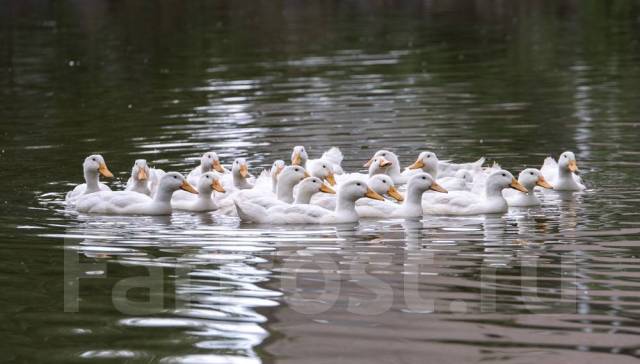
[3,0,640,363]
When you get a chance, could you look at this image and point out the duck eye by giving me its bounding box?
[92,158,96,161]
[530,172,534,175]
[422,176,426,180]
[502,173,506,177]
[322,165,326,168]
[382,180,387,184]
[382,153,386,156]
[427,155,431,158]
[356,183,361,186]
[173,176,178,179]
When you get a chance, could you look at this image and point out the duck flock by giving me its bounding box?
[64,146,585,224]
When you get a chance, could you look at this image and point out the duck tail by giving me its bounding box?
[472,156,486,168]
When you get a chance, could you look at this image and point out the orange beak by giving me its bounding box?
[137,168,148,181]
[213,159,225,173]
[429,182,448,193]
[180,180,198,194]
[378,157,391,168]
[510,178,528,193]
[536,176,553,189]
[364,187,385,201]
[387,185,404,201]
[363,158,374,168]
[325,173,336,186]
[292,153,302,166]
[98,163,114,178]
[211,179,225,193]
[408,158,425,170]
[240,164,249,178]
[303,171,311,178]
[319,183,336,194]
[568,160,578,173]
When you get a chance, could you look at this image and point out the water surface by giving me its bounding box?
[2,1,640,363]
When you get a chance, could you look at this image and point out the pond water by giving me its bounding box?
[2,1,640,363]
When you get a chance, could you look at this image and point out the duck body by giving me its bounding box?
[75,172,197,215]
[423,170,527,215]
[66,155,114,202]
[357,173,447,218]
[540,151,585,191]
[234,180,383,224]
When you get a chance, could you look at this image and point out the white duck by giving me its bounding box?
[186,151,227,185]
[314,173,403,210]
[504,168,553,207]
[125,159,151,196]
[75,172,197,215]
[423,170,528,215]
[222,165,310,213]
[357,173,448,218]
[291,145,344,175]
[540,151,585,191]
[172,172,226,212]
[234,180,384,224]
[65,154,114,202]
[438,170,474,192]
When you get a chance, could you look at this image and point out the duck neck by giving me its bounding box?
[423,165,437,179]
[558,165,573,182]
[198,189,213,201]
[276,180,296,203]
[200,162,211,174]
[403,185,424,214]
[271,172,278,194]
[335,193,358,219]
[294,188,315,204]
[485,184,506,199]
[83,170,101,193]
[153,187,174,205]
[233,171,248,188]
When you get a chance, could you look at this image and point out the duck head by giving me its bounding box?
[518,168,553,191]
[84,154,113,178]
[558,151,579,173]
[131,159,150,182]
[200,151,225,173]
[367,174,404,201]
[197,172,225,194]
[270,160,285,179]
[486,170,528,195]
[407,172,448,194]
[308,160,337,186]
[455,169,473,183]
[367,157,392,177]
[339,180,385,202]
[408,151,439,177]
[160,172,197,194]
[291,146,309,167]
[232,158,250,178]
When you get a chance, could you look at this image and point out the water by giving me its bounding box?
[2,1,640,362]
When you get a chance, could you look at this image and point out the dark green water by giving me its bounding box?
[2,1,640,363]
